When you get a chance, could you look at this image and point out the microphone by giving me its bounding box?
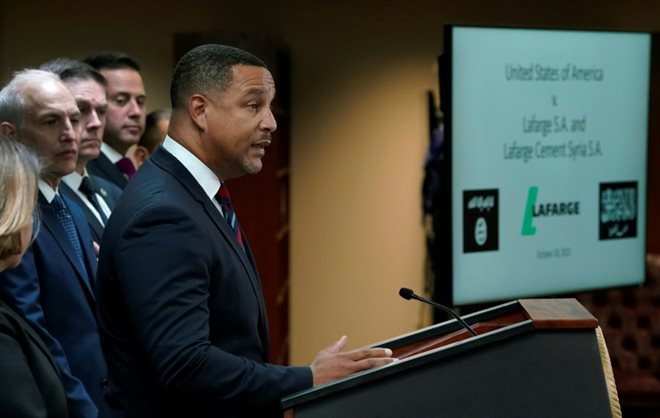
[399,287,478,336]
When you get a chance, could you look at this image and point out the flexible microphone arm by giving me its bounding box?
[399,287,478,337]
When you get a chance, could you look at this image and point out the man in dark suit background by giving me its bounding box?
[96,44,393,418]
[42,58,122,245]
[84,53,146,189]
[0,69,107,418]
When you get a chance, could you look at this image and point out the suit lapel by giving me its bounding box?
[0,301,61,378]
[201,191,270,353]
[151,148,268,331]
[38,194,96,300]
[90,153,128,188]
[59,183,104,244]
[93,175,121,210]
[203,201,261,284]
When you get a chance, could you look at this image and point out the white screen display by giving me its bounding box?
[449,26,650,305]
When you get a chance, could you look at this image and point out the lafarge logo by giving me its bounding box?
[521,186,581,236]
[463,189,498,253]
[599,181,637,240]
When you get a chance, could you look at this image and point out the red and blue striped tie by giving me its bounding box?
[216,183,244,250]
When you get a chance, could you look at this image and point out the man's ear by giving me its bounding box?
[188,94,208,132]
[0,121,17,137]
[133,145,150,168]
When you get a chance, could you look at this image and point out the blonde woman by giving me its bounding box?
[0,135,67,418]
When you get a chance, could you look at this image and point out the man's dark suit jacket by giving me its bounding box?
[0,299,68,418]
[96,146,312,418]
[87,152,128,190]
[0,192,108,418]
[60,175,122,243]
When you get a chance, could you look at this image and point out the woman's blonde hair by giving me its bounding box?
[0,134,40,260]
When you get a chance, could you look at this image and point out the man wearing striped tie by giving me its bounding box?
[96,44,394,418]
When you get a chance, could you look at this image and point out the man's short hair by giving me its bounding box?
[0,69,63,127]
[40,58,107,87]
[139,108,171,152]
[169,44,266,109]
[83,52,141,72]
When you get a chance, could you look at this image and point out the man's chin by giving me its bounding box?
[80,151,101,162]
[245,161,263,175]
[121,133,142,145]
[48,163,77,180]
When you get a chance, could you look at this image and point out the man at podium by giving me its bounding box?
[95,44,394,418]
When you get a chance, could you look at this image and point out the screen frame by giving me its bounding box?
[436,24,652,308]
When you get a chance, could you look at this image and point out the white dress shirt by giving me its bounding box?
[162,136,224,215]
[61,170,112,225]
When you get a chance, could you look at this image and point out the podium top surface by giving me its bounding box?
[519,298,598,329]
[282,298,599,411]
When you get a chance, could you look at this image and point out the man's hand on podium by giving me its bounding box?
[310,335,395,387]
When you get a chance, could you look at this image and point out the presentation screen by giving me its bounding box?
[440,25,651,306]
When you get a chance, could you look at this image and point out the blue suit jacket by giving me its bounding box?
[0,192,108,418]
[94,175,122,208]
[96,146,311,418]
[60,175,123,244]
[87,152,128,190]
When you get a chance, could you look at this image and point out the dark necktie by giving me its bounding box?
[51,194,86,271]
[79,176,108,224]
[215,183,244,251]
[115,157,136,179]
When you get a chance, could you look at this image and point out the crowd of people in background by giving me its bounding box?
[0,45,393,418]
[0,52,168,418]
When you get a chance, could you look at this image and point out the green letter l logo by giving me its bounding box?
[521,186,538,236]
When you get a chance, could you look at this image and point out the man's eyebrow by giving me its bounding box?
[243,87,276,98]
[243,88,266,96]
[38,110,66,119]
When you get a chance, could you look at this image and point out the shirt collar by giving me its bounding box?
[101,143,124,163]
[61,170,84,191]
[38,179,58,203]
[162,136,221,200]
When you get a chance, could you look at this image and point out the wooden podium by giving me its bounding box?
[282,299,620,418]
